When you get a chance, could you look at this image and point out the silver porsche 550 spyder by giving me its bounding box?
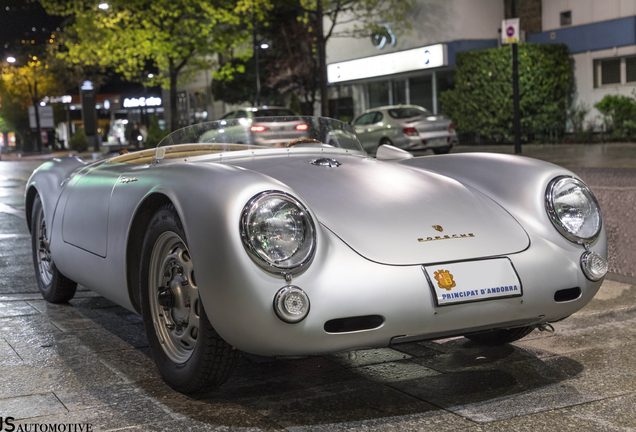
[26,117,608,393]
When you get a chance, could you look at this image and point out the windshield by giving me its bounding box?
[159,116,364,152]
[388,106,429,119]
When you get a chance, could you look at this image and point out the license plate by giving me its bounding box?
[427,137,447,146]
[423,258,522,306]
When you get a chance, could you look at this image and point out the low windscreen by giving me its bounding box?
[159,116,364,152]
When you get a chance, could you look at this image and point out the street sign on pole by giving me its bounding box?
[501,18,520,45]
[28,106,55,129]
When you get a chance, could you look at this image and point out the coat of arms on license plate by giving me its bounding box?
[434,270,456,290]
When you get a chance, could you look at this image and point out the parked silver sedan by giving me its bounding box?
[353,105,457,154]
[202,106,307,145]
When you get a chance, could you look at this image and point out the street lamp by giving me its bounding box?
[6,56,16,63]
[254,41,269,106]
[98,3,109,10]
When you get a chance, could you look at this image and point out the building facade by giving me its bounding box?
[325,0,505,119]
[526,0,636,126]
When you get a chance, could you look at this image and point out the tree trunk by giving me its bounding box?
[316,1,329,117]
[30,71,43,153]
[169,62,179,132]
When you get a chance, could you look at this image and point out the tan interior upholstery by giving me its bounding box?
[108,144,257,164]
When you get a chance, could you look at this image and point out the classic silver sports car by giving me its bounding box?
[353,105,458,153]
[26,116,608,394]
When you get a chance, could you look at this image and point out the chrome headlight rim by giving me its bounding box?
[580,250,608,282]
[545,175,602,244]
[240,190,317,275]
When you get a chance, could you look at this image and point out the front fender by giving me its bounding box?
[399,153,607,258]
[127,162,324,344]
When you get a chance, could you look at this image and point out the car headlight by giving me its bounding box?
[240,191,316,273]
[546,176,602,243]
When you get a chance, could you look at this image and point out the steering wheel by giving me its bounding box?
[283,138,322,148]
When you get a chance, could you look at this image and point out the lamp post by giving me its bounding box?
[511,0,521,154]
[252,15,269,107]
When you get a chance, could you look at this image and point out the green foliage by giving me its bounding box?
[567,103,594,143]
[439,43,573,141]
[211,57,256,106]
[43,0,272,130]
[1,58,61,109]
[69,128,88,152]
[299,0,414,38]
[594,94,636,140]
[289,92,302,115]
[144,116,169,148]
[568,103,589,133]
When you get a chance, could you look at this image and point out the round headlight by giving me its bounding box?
[240,191,316,273]
[546,176,602,243]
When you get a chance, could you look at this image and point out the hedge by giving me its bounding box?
[439,43,572,142]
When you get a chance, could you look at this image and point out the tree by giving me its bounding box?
[43,0,271,131]
[211,57,259,106]
[440,43,573,143]
[299,0,415,116]
[263,5,318,112]
[0,55,61,152]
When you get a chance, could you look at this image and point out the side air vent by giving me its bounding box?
[554,287,582,302]
[324,315,385,333]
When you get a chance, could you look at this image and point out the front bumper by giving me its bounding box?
[199,225,605,357]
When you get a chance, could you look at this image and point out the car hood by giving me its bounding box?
[228,154,529,265]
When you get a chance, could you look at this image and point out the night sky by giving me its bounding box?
[0,0,63,58]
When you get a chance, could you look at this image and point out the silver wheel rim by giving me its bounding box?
[148,231,200,364]
[35,206,53,285]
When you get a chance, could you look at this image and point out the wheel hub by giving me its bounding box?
[148,231,200,364]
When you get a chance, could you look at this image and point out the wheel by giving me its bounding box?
[31,195,77,303]
[432,146,451,154]
[139,204,237,393]
[464,326,535,346]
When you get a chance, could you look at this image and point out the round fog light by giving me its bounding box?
[274,286,310,323]
[581,251,608,281]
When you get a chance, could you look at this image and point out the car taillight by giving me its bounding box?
[403,127,418,136]
[296,124,308,131]
[250,125,268,132]
[449,123,454,133]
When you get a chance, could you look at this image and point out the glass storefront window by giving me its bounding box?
[368,81,389,108]
[392,80,407,105]
[409,76,433,111]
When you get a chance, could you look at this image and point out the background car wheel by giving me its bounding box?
[140,204,237,393]
[464,326,535,346]
[432,146,451,154]
[31,194,77,303]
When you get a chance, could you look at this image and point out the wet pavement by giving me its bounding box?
[0,143,635,431]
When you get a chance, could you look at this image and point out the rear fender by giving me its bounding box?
[24,157,90,232]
